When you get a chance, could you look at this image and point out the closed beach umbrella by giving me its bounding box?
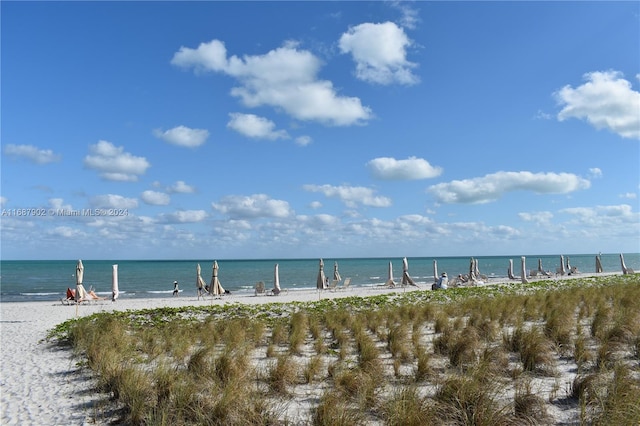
[274,263,281,293]
[316,259,326,290]
[196,263,201,291]
[595,255,603,273]
[521,256,529,284]
[620,253,629,274]
[559,255,566,276]
[111,264,119,302]
[508,259,516,280]
[474,258,480,278]
[333,261,341,282]
[210,261,225,297]
[401,257,417,286]
[537,259,550,277]
[385,261,396,287]
[196,263,208,299]
[433,260,438,284]
[75,260,84,302]
[469,258,477,282]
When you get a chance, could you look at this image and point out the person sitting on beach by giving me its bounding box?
[173,280,179,297]
[436,272,448,290]
[88,290,105,300]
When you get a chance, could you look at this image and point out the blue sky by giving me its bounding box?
[1,1,639,260]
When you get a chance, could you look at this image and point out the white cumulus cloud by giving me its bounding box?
[367,156,442,180]
[428,171,591,204]
[555,70,640,140]
[212,194,292,219]
[46,226,87,238]
[90,194,139,209]
[141,190,170,206]
[303,184,392,208]
[167,180,195,194]
[227,113,289,140]
[339,22,418,85]
[83,140,150,182]
[153,125,209,147]
[159,210,208,223]
[560,204,639,227]
[3,144,61,164]
[518,211,554,225]
[172,39,372,126]
[48,198,73,211]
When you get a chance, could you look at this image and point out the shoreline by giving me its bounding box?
[0,271,627,424]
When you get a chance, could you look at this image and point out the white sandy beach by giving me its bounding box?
[0,273,626,425]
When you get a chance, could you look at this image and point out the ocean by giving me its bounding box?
[1,253,638,303]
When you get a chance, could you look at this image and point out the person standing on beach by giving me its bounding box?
[173,280,179,296]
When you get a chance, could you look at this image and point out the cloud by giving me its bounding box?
[83,140,150,182]
[167,180,195,194]
[588,168,603,178]
[48,198,73,211]
[90,194,138,209]
[555,70,640,140]
[303,184,392,208]
[295,135,312,146]
[171,39,228,72]
[172,39,372,126]
[0,196,6,207]
[620,192,637,199]
[3,144,61,164]
[309,201,322,209]
[428,171,591,204]
[518,211,554,225]
[534,110,552,120]
[227,113,289,140]
[367,156,442,180]
[211,194,292,219]
[158,210,208,223]
[141,190,170,206]
[389,1,420,30]
[560,204,639,227]
[153,125,209,147]
[46,226,87,238]
[339,22,418,85]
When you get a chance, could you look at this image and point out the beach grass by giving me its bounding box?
[49,274,640,425]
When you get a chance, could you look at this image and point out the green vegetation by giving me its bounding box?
[49,274,640,425]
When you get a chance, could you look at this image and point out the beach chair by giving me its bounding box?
[255,281,267,296]
[328,279,339,292]
[61,286,99,304]
[336,278,351,291]
[61,288,76,305]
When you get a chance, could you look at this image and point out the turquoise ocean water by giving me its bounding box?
[1,253,638,303]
